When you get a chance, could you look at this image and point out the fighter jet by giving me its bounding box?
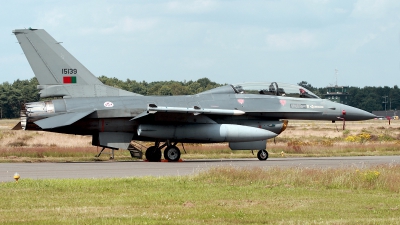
[12,28,377,161]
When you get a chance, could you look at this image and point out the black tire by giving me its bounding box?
[145,146,161,162]
[257,150,268,161]
[164,146,181,162]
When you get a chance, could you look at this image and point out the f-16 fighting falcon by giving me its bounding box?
[12,28,377,161]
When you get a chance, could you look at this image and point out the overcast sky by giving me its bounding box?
[1,0,399,88]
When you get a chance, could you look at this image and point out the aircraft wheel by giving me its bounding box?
[145,146,161,162]
[164,146,181,162]
[257,150,268,161]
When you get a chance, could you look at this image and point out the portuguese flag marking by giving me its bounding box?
[63,76,77,83]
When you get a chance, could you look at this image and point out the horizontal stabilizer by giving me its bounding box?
[34,110,94,129]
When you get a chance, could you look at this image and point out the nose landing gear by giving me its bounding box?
[257,149,269,161]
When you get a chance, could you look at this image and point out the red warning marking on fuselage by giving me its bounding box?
[237,99,244,104]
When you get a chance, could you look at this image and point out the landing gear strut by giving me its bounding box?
[257,149,268,161]
[145,141,182,162]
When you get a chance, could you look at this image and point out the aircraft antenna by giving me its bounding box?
[335,69,338,87]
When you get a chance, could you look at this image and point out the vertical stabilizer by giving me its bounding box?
[13,28,102,86]
[13,28,140,97]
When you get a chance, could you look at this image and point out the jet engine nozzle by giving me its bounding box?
[21,101,56,130]
[25,101,55,114]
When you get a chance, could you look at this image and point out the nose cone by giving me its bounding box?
[341,105,377,121]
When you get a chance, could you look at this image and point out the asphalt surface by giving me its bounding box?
[1,156,399,182]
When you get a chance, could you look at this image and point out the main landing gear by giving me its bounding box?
[145,146,161,162]
[145,141,182,162]
[164,146,181,161]
[257,149,269,161]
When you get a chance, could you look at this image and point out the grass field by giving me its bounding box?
[1,165,399,224]
[1,119,400,224]
[0,119,399,162]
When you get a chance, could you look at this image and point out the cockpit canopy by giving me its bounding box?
[199,82,320,99]
[233,82,319,98]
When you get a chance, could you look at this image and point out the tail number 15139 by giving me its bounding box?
[62,68,77,74]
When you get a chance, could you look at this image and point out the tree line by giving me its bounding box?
[298,81,400,113]
[0,77,398,118]
[0,77,221,118]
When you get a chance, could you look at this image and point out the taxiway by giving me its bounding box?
[1,156,399,182]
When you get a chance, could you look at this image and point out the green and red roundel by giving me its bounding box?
[63,76,77,83]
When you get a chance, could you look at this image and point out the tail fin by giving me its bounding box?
[13,28,102,85]
[13,28,139,97]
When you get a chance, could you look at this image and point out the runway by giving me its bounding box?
[1,156,399,182]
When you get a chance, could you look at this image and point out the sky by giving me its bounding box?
[1,0,399,88]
